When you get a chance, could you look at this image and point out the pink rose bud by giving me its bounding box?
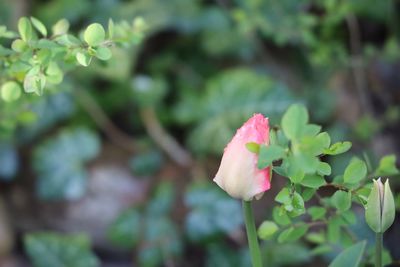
[213,114,271,201]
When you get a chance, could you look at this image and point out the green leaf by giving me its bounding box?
[258,144,285,169]
[181,68,294,154]
[300,174,326,188]
[343,158,367,184]
[185,182,243,242]
[302,188,315,201]
[341,210,357,225]
[277,224,308,243]
[18,17,33,42]
[292,152,319,174]
[285,155,307,183]
[328,241,366,267]
[308,207,326,221]
[129,150,163,176]
[289,192,305,217]
[24,232,99,267]
[375,155,399,176]
[317,162,331,176]
[275,187,291,204]
[45,62,63,84]
[76,52,92,67]
[299,132,331,156]
[324,141,352,155]
[139,217,182,267]
[258,221,279,240]
[312,244,332,255]
[272,206,291,226]
[1,81,21,102]
[84,23,106,46]
[107,208,141,249]
[306,231,325,244]
[332,190,352,212]
[327,217,342,243]
[33,128,100,200]
[52,19,69,35]
[24,70,46,96]
[146,182,175,217]
[245,142,260,154]
[302,124,321,137]
[95,46,112,60]
[281,104,308,141]
[30,17,47,36]
[11,39,27,52]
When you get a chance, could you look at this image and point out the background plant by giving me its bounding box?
[0,0,399,266]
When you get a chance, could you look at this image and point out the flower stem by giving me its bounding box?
[243,201,263,267]
[375,232,382,267]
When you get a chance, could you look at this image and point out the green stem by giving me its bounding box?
[375,232,382,267]
[243,201,263,267]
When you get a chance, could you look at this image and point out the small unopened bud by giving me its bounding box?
[365,178,395,233]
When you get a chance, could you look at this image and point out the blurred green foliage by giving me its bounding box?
[0,0,399,266]
[24,232,100,267]
[33,127,100,200]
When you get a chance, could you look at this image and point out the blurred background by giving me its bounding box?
[0,0,400,266]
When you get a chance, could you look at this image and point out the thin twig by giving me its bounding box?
[139,107,193,168]
[346,14,373,115]
[73,88,137,152]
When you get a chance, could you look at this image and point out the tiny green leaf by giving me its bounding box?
[289,192,305,217]
[327,216,342,243]
[341,210,357,225]
[302,188,315,201]
[375,155,399,176]
[76,52,92,67]
[277,224,308,243]
[324,141,352,155]
[258,221,279,240]
[18,17,33,42]
[308,206,326,221]
[281,104,308,141]
[343,158,367,184]
[52,19,69,35]
[84,23,106,46]
[24,71,46,95]
[328,241,366,267]
[272,206,291,226]
[332,190,352,212]
[302,124,321,137]
[11,39,27,52]
[30,17,47,36]
[317,162,331,176]
[245,142,260,154]
[275,188,291,204]
[95,46,112,60]
[258,144,285,169]
[24,232,99,267]
[306,232,325,244]
[299,132,330,156]
[45,62,63,84]
[1,81,21,102]
[300,174,326,188]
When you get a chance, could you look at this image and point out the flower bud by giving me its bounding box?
[365,178,395,233]
[213,114,271,201]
